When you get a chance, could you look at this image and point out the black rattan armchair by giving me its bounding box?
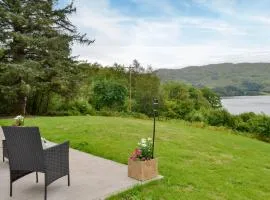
[2,126,70,200]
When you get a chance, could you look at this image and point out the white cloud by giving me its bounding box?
[70,0,270,68]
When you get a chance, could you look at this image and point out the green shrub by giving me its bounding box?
[67,109,81,116]
[162,109,179,119]
[247,114,270,138]
[55,100,95,115]
[238,112,256,122]
[163,100,194,119]
[185,110,205,122]
[73,100,95,115]
[235,121,250,133]
[96,109,116,117]
[205,109,235,128]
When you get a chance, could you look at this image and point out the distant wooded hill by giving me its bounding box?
[155,63,270,96]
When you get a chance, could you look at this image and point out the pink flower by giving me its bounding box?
[135,148,142,156]
[129,156,137,161]
[129,148,143,161]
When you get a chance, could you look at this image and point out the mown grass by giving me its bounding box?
[1,116,270,200]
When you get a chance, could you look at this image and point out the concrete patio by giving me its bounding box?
[0,130,162,200]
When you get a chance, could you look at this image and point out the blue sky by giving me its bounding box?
[60,0,270,68]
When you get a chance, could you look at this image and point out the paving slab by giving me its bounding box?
[0,128,163,200]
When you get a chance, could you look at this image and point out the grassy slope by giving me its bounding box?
[1,116,270,200]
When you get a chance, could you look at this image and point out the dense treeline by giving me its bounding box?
[1,51,222,118]
[45,61,161,116]
[2,57,270,141]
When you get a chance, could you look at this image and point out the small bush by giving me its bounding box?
[185,110,205,122]
[205,109,235,128]
[235,121,250,132]
[238,112,256,122]
[163,109,179,119]
[67,109,81,116]
[247,114,270,138]
[54,100,95,115]
[229,115,243,130]
[96,109,116,116]
[73,100,95,115]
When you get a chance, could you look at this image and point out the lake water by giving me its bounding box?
[221,96,270,115]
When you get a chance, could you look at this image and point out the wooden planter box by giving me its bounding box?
[128,158,158,181]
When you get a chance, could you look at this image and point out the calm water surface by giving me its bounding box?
[221,96,270,115]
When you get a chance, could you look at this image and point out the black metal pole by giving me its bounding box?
[152,109,156,159]
[23,96,27,116]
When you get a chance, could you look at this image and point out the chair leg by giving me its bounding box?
[10,181,12,197]
[36,172,38,183]
[44,185,47,200]
[2,151,4,162]
[68,173,70,186]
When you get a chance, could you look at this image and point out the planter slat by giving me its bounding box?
[128,158,158,181]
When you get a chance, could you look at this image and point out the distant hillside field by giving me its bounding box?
[155,63,270,96]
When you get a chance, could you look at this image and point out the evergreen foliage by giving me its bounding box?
[0,0,94,114]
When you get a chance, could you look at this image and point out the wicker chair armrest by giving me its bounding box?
[44,141,69,152]
[44,141,69,186]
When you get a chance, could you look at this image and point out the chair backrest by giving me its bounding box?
[2,126,45,171]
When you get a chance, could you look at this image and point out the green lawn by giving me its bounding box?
[1,116,270,200]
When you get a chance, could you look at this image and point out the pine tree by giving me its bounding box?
[0,0,94,114]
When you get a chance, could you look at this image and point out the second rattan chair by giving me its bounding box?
[2,126,70,200]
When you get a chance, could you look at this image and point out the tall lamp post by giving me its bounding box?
[23,96,27,116]
[152,98,158,159]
